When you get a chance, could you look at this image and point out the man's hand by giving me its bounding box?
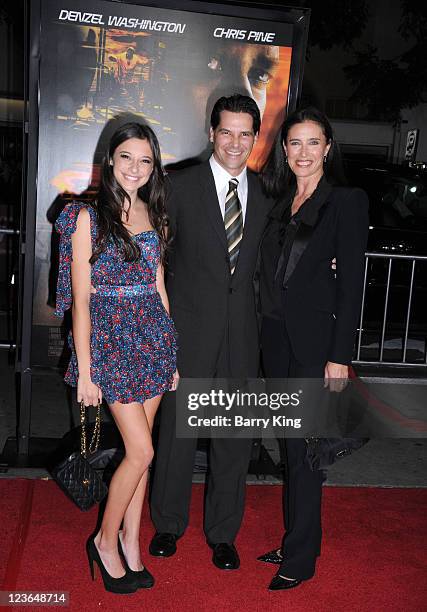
[324,361,348,393]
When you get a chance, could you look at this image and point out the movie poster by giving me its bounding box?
[31,0,294,366]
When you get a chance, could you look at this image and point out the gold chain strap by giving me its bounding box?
[80,401,102,458]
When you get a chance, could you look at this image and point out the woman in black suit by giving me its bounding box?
[256,107,369,590]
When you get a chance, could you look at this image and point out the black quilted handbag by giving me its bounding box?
[305,437,369,471]
[51,401,108,511]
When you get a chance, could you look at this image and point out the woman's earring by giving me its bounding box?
[323,155,328,163]
[109,159,113,166]
[284,155,288,165]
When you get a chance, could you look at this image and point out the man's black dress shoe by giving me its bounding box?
[149,532,177,557]
[257,548,283,564]
[211,543,240,570]
[268,573,302,591]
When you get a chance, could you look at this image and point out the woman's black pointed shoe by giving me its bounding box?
[86,536,139,594]
[257,548,283,564]
[268,573,302,591]
[118,532,155,589]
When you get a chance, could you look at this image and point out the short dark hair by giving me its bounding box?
[261,106,346,197]
[210,94,261,135]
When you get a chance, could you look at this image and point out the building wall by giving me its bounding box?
[400,105,427,163]
[331,120,395,161]
[0,11,24,99]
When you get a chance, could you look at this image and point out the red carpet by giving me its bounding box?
[0,480,426,611]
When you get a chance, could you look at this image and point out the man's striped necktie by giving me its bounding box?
[224,178,243,274]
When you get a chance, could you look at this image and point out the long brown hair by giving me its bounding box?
[90,122,169,264]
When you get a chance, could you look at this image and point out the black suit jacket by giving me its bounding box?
[166,161,272,378]
[255,183,369,366]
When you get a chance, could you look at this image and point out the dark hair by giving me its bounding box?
[261,106,346,198]
[210,94,261,135]
[91,122,168,264]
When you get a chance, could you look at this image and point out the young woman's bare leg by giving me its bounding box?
[120,394,162,570]
[94,400,155,578]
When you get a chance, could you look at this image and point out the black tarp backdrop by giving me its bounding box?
[17,0,309,454]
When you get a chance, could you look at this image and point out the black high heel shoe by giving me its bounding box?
[118,531,155,589]
[86,536,139,594]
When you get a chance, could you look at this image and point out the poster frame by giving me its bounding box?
[16,0,310,457]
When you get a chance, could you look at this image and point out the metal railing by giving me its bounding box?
[354,252,427,367]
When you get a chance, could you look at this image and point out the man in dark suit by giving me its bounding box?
[150,94,272,570]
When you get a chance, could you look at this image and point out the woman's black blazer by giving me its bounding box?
[255,184,369,366]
